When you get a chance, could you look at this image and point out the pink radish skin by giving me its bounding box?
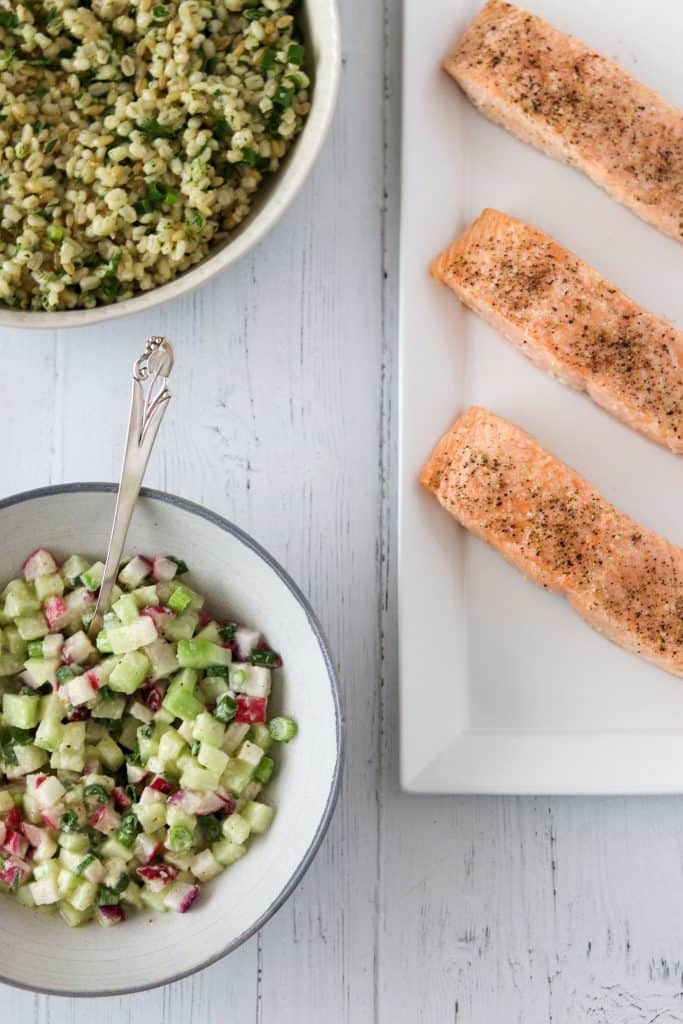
[137,863,178,892]
[22,548,58,581]
[164,882,199,913]
[3,830,29,859]
[97,904,126,926]
[151,555,177,582]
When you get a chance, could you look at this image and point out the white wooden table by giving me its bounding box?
[2,2,683,1020]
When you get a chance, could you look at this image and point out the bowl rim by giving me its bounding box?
[0,481,344,998]
[0,0,341,331]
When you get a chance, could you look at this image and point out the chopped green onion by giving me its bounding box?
[268,716,297,743]
[260,47,275,71]
[44,138,57,155]
[60,810,81,833]
[152,4,169,18]
[250,648,281,668]
[199,814,222,843]
[117,810,138,848]
[56,665,77,684]
[0,12,18,29]
[287,43,305,66]
[218,623,236,643]
[27,640,44,659]
[167,824,193,853]
[75,854,95,876]
[213,693,237,723]
[83,783,109,805]
[169,556,188,575]
[205,665,229,678]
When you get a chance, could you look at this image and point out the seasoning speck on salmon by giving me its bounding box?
[421,407,683,678]
[445,0,683,242]
[432,209,683,454]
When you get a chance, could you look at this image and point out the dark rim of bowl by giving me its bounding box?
[0,482,344,998]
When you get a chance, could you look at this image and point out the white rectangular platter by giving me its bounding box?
[398,0,683,793]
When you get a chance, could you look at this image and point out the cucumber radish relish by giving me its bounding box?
[0,0,309,311]
[0,547,297,927]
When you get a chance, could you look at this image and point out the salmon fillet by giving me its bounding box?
[445,1,683,242]
[431,209,683,453]
[421,407,683,678]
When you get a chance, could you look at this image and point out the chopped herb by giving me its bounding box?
[218,623,236,643]
[259,47,275,71]
[214,693,237,724]
[138,118,179,141]
[0,12,18,29]
[202,56,218,75]
[44,138,57,154]
[169,556,188,575]
[273,84,295,110]
[240,147,269,170]
[32,86,49,99]
[286,43,305,66]
[83,783,109,805]
[152,5,169,18]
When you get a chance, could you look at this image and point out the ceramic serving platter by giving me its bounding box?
[398,0,683,793]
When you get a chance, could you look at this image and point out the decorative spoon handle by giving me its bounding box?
[87,336,174,639]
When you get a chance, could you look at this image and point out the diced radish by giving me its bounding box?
[151,556,177,582]
[40,807,63,831]
[138,682,163,712]
[112,786,132,810]
[5,806,21,830]
[137,862,178,892]
[68,706,91,721]
[118,555,153,589]
[168,788,225,816]
[97,904,126,926]
[3,830,29,859]
[133,833,162,864]
[141,605,174,629]
[235,695,267,723]
[193,790,231,816]
[149,775,174,795]
[62,630,95,665]
[217,793,236,817]
[0,859,28,888]
[197,610,213,629]
[31,774,65,808]
[30,874,60,905]
[65,587,97,617]
[139,786,166,806]
[91,804,121,835]
[163,881,199,913]
[42,633,63,659]
[20,822,45,847]
[233,627,261,660]
[22,548,58,581]
[66,673,99,706]
[43,596,70,630]
[127,763,148,785]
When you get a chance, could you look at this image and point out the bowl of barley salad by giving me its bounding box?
[0,0,340,329]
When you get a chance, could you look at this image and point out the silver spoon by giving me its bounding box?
[87,336,174,640]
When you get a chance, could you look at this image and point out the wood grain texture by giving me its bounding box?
[2,1,683,1021]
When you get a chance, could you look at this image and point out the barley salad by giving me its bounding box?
[0,0,310,311]
[0,547,297,927]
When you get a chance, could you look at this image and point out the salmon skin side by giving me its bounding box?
[444,0,683,243]
[422,407,683,679]
[431,209,683,454]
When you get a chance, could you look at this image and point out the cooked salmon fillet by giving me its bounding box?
[431,209,683,453]
[445,1,683,242]
[421,407,683,678]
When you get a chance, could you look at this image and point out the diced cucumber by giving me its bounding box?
[192,711,224,748]
[237,740,264,768]
[222,812,251,845]
[143,637,178,680]
[34,694,66,752]
[197,742,228,776]
[241,801,275,834]
[254,755,274,784]
[199,674,230,702]
[132,584,159,607]
[140,886,169,913]
[35,573,64,601]
[68,879,98,912]
[179,760,220,791]
[162,671,203,721]
[196,621,221,643]
[135,802,166,834]
[15,612,49,641]
[92,691,126,720]
[80,561,105,592]
[0,653,25,676]
[61,555,89,586]
[212,837,246,867]
[109,650,150,694]
[59,833,89,853]
[59,901,92,927]
[157,727,187,766]
[4,580,40,617]
[161,610,198,642]
[112,592,139,625]
[97,735,124,771]
[99,837,135,862]
[5,743,48,777]
[177,638,231,670]
[248,722,272,752]
[107,616,157,654]
[3,693,40,729]
[223,721,250,755]
[23,656,59,688]
[220,757,254,796]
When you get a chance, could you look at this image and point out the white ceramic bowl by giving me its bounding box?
[0,485,342,995]
[0,1,340,331]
